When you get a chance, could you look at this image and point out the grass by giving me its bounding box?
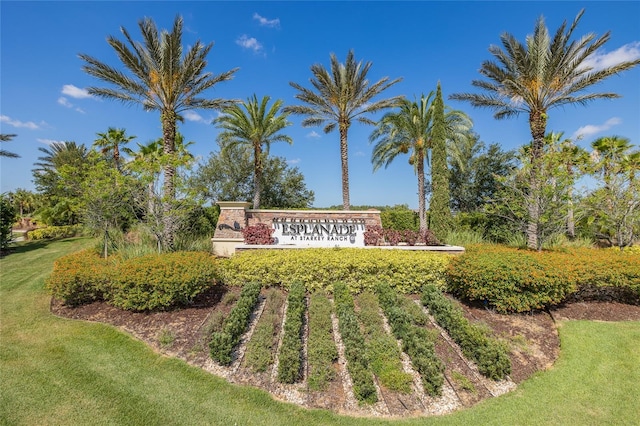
[1,238,639,425]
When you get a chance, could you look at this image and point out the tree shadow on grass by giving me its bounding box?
[1,237,87,258]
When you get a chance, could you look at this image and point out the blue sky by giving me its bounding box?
[1,1,639,208]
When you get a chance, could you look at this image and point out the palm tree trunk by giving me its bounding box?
[253,144,262,209]
[527,111,547,250]
[417,152,427,233]
[339,123,350,210]
[161,111,177,250]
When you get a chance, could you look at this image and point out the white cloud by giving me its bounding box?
[306,131,321,139]
[253,13,280,28]
[581,41,640,72]
[58,97,73,108]
[0,115,41,130]
[355,150,366,157]
[61,84,92,99]
[37,138,63,145]
[287,158,301,165]
[75,108,86,114]
[572,117,622,139]
[184,111,206,123]
[236,34,263,54]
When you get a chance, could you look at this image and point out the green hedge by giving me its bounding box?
[277,282,306,383]
[244,289,285,372]
[307,292,338,391]
[421,284,511,380]
[221,248,451,294]
[47,250,219,311]
[210,282,262,366]
[28,225,83,240]
[447,245,640,313]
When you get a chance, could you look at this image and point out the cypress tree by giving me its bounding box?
[429,82,452,241]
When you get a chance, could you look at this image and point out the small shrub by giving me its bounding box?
[244,289,285,373]
[210,282,262,365]
[27,225,83,240]
[363,225,384,246]
[109,252,218,311]
[46,249,112,306]
[421,284,511,380]
[242,223,275,245]
[277,282,307,383]
[307,291,338,391]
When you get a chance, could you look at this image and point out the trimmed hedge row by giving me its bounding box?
[421,284,511,380]
[277,282,307,383]
[210,282,262,366]
[447,245,640,313]
[307,291,338,391]
[356,291,413,393]
[221,248,451,294]
[28,225,83,240]
[333,282,378,404]
[244,289,285,372]
[375,282,444,396]
[46,250,218,310]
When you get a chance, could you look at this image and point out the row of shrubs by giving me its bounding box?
[46,249,218,310]
[376,282,444,396]
[209,282,262,365]
[243,289,285,373]
[421,284,511,380]
[307,292,338,391]
[447,245,640,313]
[28,224,84,240]
[333,282,378,404]
[363,225,440,246]
[277,282,307,383]
[221,248,450,294]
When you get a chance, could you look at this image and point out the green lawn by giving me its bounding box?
[1,238,639,425]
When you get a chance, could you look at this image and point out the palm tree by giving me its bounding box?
[591,136,634,189]
[285,50,402,210]
[370,91,472,232]
[79,15,238,249]
[9,188,37,218]
[0,134,19,158]
[451,9,640,250]
[93,127,136,171]
[214,95,292,209]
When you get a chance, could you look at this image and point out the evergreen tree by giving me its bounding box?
[429,83,451,241]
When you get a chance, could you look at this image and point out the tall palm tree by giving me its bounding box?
[451,9,640,250]
[591,136,633,189]
[93,127,136,171]
[214,95,292,209]
[285,50,402,210]
[370,91,472,232]
[0,133,20,158]
[79,15,238,249]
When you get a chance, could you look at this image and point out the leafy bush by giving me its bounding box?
[356,291,412,393]
[364,226,441,246]
[28,225,83,240]
[0,195,17,251]
[447,245,640,313]
[307,291,338,391]
[380,208,419,231]
[244,289,285,373]
[220,248,451,294]
[421,284,511,380]
[333,282,378,404]
[210,282,262,365]
[277,282,306,383]
[108,252,218,311]
[242,223,275,245]
[376,282,443,396]
[46,249,112,306]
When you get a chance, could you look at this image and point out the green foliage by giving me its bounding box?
[447,245,640,313]
[307,291,338,391]
[45,249,112,306]
[355,291,412,393]
[0,195,17,251]
[375,282,444,396]
[27,225,84,240]
[210,282,262,365]
[244,288,285,373]
[421,284,511,380]
[220,248,451,294]
[107,252,218,311]
[380,205,419,231]
[429,83,453,241]
[333,282,377,404]
[277,282,307,383]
